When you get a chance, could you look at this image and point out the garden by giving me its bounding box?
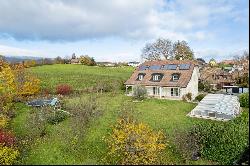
[0,63,249,165]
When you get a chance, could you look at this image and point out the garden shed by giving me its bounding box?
[188,94,240,121]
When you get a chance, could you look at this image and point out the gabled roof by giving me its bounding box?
[124,60,198,88]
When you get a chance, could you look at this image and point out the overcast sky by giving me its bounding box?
[0,0,249,62]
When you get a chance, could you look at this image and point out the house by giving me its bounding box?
[70,58,80,64]
[220,59,236,65]
[200,67,235,89]
[96,62,117,67]
[128,61,140,67]
[124,60,199,100]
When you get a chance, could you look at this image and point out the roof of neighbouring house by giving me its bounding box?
[70,59,79,63]
[124,60,198,88]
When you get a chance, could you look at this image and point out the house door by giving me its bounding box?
[153,87,160,95]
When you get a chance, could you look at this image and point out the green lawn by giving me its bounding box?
[29,64,134,91]
[10,64,243,165]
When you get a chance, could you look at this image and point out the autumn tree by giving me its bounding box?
[80,55,96,66]
[104,108,167,165]
[173,40,194,60]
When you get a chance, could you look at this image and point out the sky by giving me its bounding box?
[0,0,249,62]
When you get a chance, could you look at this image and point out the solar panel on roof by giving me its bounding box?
[139,66,148,70]
[179,64,190,70]
[149,65,161,70]
[162,64,177,70]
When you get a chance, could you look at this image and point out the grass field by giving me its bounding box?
[10,64,239,165]
[29,64,134,91]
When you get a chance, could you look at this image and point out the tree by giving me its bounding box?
[72,53,76,59]
[196,58,206,64]
[54,56,63,64]
[141,38,173,60]
[105,112,166,165]
[141,38,194,61]
[79,55,96,66]
[173,40,194,60]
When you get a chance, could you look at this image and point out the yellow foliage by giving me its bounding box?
[0,60,40,113]
[105,117,167,165]
[0,144,19,165]
[0,115,9,129]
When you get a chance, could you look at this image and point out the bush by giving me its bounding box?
[56,84,73,95]
[0,145,19,165]
[239,93,249,108]
[132,85,147,100]
[105,115,167,165]
[0,115,9,129]
[174,128,201,161]
[0,130,16,147]
[47,111,69,125]
[189,111,249,165]
[182,93,192,101]
[195,93,206,102]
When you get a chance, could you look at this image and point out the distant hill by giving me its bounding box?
[3,56,46,63]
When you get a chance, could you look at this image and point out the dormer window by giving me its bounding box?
[138,74,144,80]
[172,73,180,81]
[151,73,163,82]
[137,73,145,81]
[153,75,160,81]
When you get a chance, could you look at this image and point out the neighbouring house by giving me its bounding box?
[70,58,80,64]
[200,67,235,89]
[96,62,117,67]
[124,60,199,100]
[128,61,140,67]
[220,59,236,66]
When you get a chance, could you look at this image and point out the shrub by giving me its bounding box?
[239,93,249,108]
[195,93,206,102]
[182,93,192,101]
[132,85,147,100]
[47,111,69,125]
[56,84,73,95]
[0,130,15,147]
[0,144,19,165]
[189,110,249,165]
[174,128,201,161]
[0,115,9,129]
[105,114,166,165]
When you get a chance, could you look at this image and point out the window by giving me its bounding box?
[153,75,160,81]
[153,87,160,95]
[138,74,144,80]
[171,88,179,96]
[172,74,179,81]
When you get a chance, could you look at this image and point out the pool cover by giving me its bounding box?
[187,94,240,121]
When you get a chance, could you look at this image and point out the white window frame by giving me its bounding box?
[171,88,179,96]
[153,87,160,95]
[172,74,179,81]
[153,75,160,81]
[138,74,144,80]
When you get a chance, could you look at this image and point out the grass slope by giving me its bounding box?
[29,64,134,90]
[9,64,230,165]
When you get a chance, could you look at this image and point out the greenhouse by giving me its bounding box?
[188,94,241,121]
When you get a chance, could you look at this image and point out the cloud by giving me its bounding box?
[0,0,245,42]
[0,44,44,57]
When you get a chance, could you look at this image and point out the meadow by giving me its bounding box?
[9,64,247,165]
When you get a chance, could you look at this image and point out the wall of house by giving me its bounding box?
[180,66,199,99]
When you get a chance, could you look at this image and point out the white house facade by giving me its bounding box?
[124,60,199,100]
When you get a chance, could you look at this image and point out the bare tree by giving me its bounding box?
[141,38,173,61]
